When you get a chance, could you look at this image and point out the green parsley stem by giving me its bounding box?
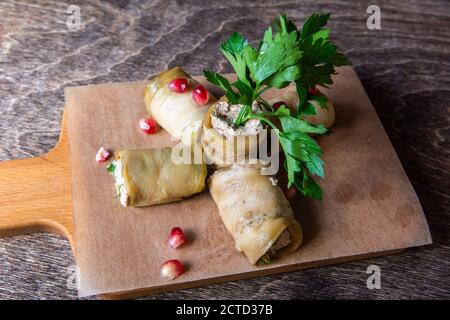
[246,113,278,130]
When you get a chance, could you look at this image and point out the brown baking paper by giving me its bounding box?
[65,68,431,298]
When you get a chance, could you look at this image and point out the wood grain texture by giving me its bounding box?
[0,0,448,299]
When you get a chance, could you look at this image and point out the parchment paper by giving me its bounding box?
[65,67,431,297]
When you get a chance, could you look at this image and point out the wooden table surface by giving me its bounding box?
[0,0,448,299]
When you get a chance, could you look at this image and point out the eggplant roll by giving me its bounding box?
[270,86,335,128]
[209,165,303,265]
[109,148,207,207]
[144,67,217,145]
[202,98,266,166]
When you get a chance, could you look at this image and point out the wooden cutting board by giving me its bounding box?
[0,67,432,299]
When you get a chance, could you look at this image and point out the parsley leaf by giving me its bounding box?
[238,111,327,199]
[233,104,251,126]
[245,28,302,86]
[204,13,350,201]
[205,15,304,109]
[272,14,298,35]
[299,13,331,41]
[279,116,327,135]
[203,69,240,104]
[303,102,317,115]
[310,94,328,109]
[106,162,116,174]
[292,13,351,113]
[257,254,271,266]
[219,32,253,90]
[272,104,291,117]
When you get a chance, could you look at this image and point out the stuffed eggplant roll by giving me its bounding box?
[108,148,207,207]
[144,67,217,145]
[202,97,266,166]
[209,165,303,265]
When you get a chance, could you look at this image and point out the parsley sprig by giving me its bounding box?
[203,17,303,108]
[204,13,350,200]
[273,13,351,114]
[237,104,327,200]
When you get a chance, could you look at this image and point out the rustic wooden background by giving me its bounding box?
[0,0,448,299]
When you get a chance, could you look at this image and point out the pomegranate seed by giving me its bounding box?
[272,101,287,110]
[160,259,185,280]
[95,146,110,163]
[284,186,297,199]
[139,118,158,134]
[308,87,318,95]
[168,227,185,249]
[168,78,188,93]
[192,85,209,106]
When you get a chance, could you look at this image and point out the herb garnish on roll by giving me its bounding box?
[204,13,350,200]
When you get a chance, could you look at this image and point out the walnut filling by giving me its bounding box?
[210,100,263,138]
[267,229,291,257]
[111,160,129,207]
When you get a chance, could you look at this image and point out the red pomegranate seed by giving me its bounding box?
[308,87,318,95]
[139,118,158,134]
[168,227,185,249]
[272,101,287,110]
[160,259,185,280]
[192,85,209,106]
[95,146,110,163]
[168,78,188,93]
[284,186,297,199]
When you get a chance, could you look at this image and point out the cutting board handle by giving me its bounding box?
[0,112,74,249]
